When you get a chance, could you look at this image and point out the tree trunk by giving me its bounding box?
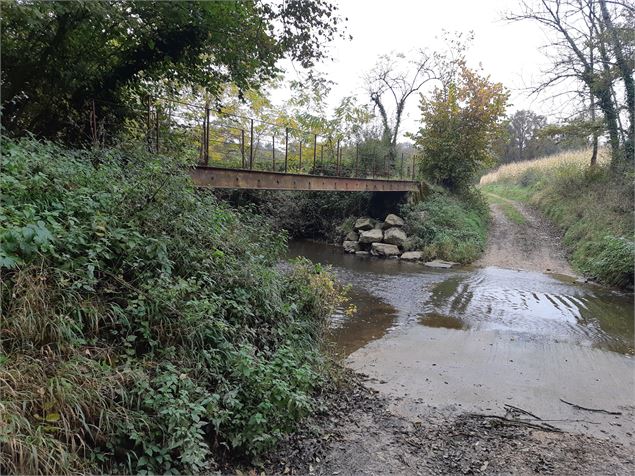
[599,0,634,161]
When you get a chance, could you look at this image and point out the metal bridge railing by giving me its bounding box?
[90,96,418,181]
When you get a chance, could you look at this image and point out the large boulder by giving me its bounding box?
[384,213,405,227]
[345,230,359,241]
[359,228,383,244]
[383,227,407,247]
[371,242,401,257]
[354,217,374,231]
[374,222,384,230]
[343,240,360,253]
[355,250,370,257]
[400,251,423,261]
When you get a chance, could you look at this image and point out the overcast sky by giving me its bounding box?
[279,0,572,139]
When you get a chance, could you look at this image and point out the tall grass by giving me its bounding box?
[480,148,610,185]
[480,149,634,288]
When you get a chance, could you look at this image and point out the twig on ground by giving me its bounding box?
[504,404,543,420]
[559,399,622,416]
[468,413,563,433]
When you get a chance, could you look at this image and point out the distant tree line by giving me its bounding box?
[496,109,590,164]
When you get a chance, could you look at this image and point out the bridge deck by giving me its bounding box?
[190,166,420,192]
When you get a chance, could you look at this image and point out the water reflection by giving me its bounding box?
[329,286,399,357]
[287,241,634,356]
[423,267,634,354]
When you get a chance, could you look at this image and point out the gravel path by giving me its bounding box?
[476,194,575,276]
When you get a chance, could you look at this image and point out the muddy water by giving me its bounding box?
[287,240,635,445]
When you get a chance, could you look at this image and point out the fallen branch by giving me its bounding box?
[560,399,622,416]
[504,404,543,420]
[468,413,563,433]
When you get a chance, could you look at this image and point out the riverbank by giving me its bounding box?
[480,149,634,289]
[264,370,633,475]
[0,140,342,474]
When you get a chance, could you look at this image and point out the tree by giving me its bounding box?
[508,110,548,161]
[415,64,509,192]
[508,0,635,167]
[365,50,438,167]
[1,0,345,143]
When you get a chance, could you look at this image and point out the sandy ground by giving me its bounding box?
[475,196,575,276]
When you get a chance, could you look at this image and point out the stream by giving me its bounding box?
[287,240,635,445]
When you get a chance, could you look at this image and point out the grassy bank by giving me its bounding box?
[0,139,342,474]
[480,149,634,288]
[400,189,490,264]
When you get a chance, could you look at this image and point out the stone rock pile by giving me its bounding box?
[342,214,424,260]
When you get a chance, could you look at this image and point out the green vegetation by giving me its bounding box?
[415,63,508,192]
[481,150,634,288]
[483,193,526,224]
[400,190,489,263]
[0,138,343,474]
[1,0,343,143]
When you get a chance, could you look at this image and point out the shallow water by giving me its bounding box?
[287,240,634,356]
[287,240,635,444]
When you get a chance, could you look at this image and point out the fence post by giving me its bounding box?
[372,147,376,178]
[384,154,387,177]
[284,128,289,173]
[412,154,416,180]
[336,139,340,175]
[400,153,404,179]
[272,134,276,171]
[320,144,324,171]
[299,141,302,170]
[249,119,254,170]
[313,134,317,171]
[241,129,245,168]
[90,99,98,146]
[147,95,151,152]
[355,143,359,177]
[204,101,210,165]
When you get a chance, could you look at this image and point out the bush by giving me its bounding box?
[214,189,373,242]
[0,138,341,474]
[400,189,489,263]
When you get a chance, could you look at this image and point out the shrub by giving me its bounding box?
[400,189,489,263]
[0,138,341,474]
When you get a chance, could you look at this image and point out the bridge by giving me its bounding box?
[92,96,420,193]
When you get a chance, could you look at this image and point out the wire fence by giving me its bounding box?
[90,96,419,181]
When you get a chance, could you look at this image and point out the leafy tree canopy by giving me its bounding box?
[1,0,345,143]
[415,63,508,192]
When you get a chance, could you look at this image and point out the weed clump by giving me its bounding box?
[400,189,489,263]
[0,139,341,474]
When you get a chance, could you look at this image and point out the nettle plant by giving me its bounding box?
[0,138,341,474]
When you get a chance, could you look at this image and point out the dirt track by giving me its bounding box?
[476,194,575,276]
